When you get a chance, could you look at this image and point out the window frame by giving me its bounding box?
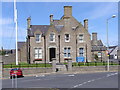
[79,48,84,57]
[79,34,84,43]
[64,47,71,58]
[35,34,41,43]
[34,48,42,59]
[65,34,70,42]
[49,33,55,42]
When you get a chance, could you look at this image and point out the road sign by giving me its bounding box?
[76,57,85,62]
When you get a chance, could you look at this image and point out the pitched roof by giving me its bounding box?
[97,40,103,46]
[92,46,107,51]
[30,25,50,36]
[53,20,60,25]
[55,25,64,32]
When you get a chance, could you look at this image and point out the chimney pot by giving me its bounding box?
[84,19,88,30]
[92,33,98,46]
[50,14,53,24]
[27,17,31,29]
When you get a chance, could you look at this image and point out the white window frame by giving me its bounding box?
[35,34,41,43]
[79,48,84,57]
[79,34,84,43]
[98,52,101,57]
[49,33,55,42]
[34,48,42,59]
[64,47,71,58]
[65,34,70,42]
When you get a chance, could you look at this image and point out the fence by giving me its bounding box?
[2,61,120,68]
[72,61,119,67]
[3,63,52,68]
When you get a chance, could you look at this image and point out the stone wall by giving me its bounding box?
[2,66,118,78]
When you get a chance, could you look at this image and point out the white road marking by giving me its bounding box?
[73,72,118,88]
[35,75,45,77]
[68,74,75,77]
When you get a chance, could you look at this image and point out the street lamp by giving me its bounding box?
[106,15,116,71]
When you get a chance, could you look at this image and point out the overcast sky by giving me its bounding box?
[1,2,118,49]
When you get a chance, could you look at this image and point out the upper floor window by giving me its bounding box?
[34,48,42,59]
[64,47,71,58]
[79,48,84,57]
[50,33,55,42]
[65,34,70,42]
[35,34,41,43]
[79,34,84,42]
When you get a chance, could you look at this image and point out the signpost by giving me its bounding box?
[76,57,85,62]
[12,74,17,88]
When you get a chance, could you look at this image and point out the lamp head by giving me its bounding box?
[112,15,116,18]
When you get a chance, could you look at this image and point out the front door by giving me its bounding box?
[49,48,56,62]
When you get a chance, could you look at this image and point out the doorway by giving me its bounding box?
[49,48,56,62]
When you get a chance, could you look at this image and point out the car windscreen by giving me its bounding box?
[11,68,19,71]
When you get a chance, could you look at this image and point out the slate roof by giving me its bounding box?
[91,40,107,51]
[53,20,60,25]
[29,25,50,36]
[92,46,107,51]
[55,25,64,32]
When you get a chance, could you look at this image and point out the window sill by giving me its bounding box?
[34,59,42,61]
[36,41,41,43]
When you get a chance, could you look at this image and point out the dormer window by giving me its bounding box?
[36,34,41,43]
[65,34,70,42]
[50,33,55,42]
[79,34,84,42]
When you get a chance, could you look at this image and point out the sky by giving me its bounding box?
[1,2,118,49]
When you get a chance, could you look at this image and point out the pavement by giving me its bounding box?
[2,71,118,88]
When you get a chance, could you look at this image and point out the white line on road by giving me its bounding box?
[68,74,75,77]
[73,72,118,88]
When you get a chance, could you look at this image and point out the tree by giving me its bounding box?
[0,50,6,55]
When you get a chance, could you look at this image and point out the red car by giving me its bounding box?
[10,68,23,79]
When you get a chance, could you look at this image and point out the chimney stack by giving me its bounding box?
[27,17,31,29]
[50,14,53,25]
[92,33,98,46]
[84,19,88,30]
[64,6,72,17]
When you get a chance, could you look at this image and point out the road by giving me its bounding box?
[2,72,118,88]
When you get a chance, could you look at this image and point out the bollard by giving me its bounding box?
[52,58,56,72]
[67,58,72,71]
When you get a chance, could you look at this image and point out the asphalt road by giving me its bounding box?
[2,72,118,88]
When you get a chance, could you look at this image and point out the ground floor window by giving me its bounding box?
[79,48,84,57]
[34,48,42,59]
[98,52,102,57]
[64,47,71,58]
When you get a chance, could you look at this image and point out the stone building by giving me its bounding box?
[18,6,107,64]
[26,6,92,64]
[91,33,107,61]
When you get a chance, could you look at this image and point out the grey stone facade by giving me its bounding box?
[25,6,92,64]
[18,6,107,64]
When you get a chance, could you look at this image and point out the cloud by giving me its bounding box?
[88,3,118,20]
[0,18,13,25]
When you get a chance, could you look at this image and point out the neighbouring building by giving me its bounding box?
[91,33,107,62]
[109,46,118,59]
[18,6,107,64]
